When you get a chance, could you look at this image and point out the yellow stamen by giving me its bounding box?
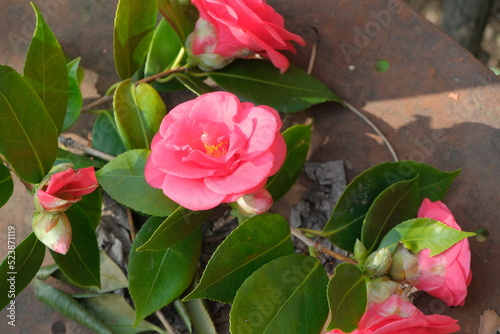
[204,141,227,157]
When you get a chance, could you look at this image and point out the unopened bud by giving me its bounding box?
[389,243,419,282]
[354,239,368,263]
[365,248,393,277]
[366,276,402,305]
[32,212,72,255]
[235,189,273,217]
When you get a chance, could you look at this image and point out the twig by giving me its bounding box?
[290,228,358,265]
[126,208,136,242]
[344,102,399,162]
[80,66,189,112]
[307,27,319,75]
[81,95,113,112]
[58,135,115,162]
[156,310,181,334]
[136,66,188,85]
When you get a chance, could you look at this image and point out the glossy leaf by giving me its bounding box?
[184,214,294,303]
[91,111,127,157]
[81,294,167,334]
[0,233,45,310]
[55,148,106,169]
[114,80,166,150]
[76,187,103,230]
[266,124,311,201]
[0,65,58,184]
[323,161,461,252]
[326,263,367,332]
[379,218,475,256]
[208,60,342,113]
[114,0,158,79]
[137,206,209,251]
[34,280,113,334]
[50,205,100,288]
[361,176,420,253]
[129,217,202,325]
[24,3,69,133]
[158,0,198,43]
[96,149,178,216]
[0,164,13,208]
[62,58,83,131]
[145,18,184,77]
[174,72,214,95]
[230,254,328,334]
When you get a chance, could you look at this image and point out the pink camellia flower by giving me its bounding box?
[407,198,472,307]
[326,294,460,334]
[35,165,98,213]
[145,92,286,211]
[186,0,305,73]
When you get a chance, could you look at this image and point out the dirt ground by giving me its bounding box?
[406,0,500,69]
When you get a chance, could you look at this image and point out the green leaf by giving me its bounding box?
[208,60,342,113]
[183,298,217,334]
[51,250,128,294]
[50,205,100,288]
[184,213,294,303]
[174,72,214,95]
[81,294,167,334]
[137,206,209,251]
[0,65,58,184]
[158,0,198,43]
[96,149,179,216]
[379,218,475,256]
[114,80,167,150]
[114,0,158,79]
[230,254,328,334]
[61,58,83,132]
[129,217,202,325]
[326,263,367,332]
[361,176,420,253]
[266,124,311,201]
[91,111,127,157]
[24,3,69,133]
[323,161,461,252]
[76,187,103,230]
[145,18,184,77]
[34,280,113,334]
[0,164,14,208]
[0,233,45,310]
[55,148,106,169]
[174,299,193,334]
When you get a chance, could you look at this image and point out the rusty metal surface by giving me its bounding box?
[0,0,499,333]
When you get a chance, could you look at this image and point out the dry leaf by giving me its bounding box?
[479,309,500,334]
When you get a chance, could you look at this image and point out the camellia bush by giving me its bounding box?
[0,1,476,333]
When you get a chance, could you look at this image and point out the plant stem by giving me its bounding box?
[2,161,33,192]
[58,135,115,162]
[136,66,188,85]
[290,228,358,265]
[80,66,189,112]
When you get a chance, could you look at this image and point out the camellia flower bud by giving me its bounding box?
[235,188,273,217]
[365,248,393,277]
[366,276,402,305]
[32,211,72,255]
[389,243,419,282]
